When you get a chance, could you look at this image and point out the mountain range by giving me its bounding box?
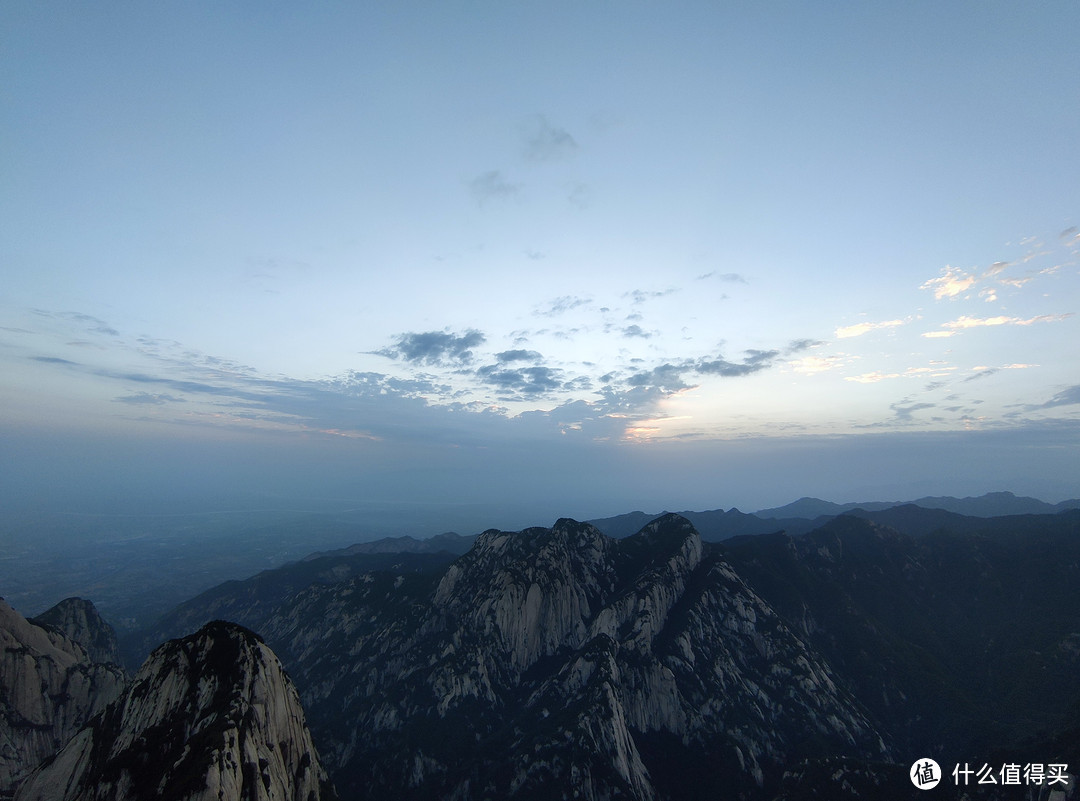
[4,493,1080,799]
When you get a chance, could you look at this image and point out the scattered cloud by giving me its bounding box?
[536,296,591,317]
[697,348,780,377]
[626,362,694,393]
[921,267,977,299]
[31,355,79,365]
[789,355,844,375]
[846,371,901,384]
[114,392,185,405]
[475,364,564,396]
[696,272,747,283]
[495,349,542,363]
[1038,385,1080,409]
[785,339,823,354]
[375,330,486,366]
[470,170,520,204]
[835,319,906,339]
[625,288,678,305]
[921,330,956,339]
[521,115,578,162]
[890,401,936,423]
[941,313,1072,330]
[622,325,651,339]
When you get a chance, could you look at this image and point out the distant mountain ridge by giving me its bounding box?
[587,490,1080,542]
[755,489,1080,519]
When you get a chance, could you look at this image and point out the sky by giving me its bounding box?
[2,2,1078,524]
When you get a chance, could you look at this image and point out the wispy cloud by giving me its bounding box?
[921,267,978,300]
[696,272,747,283]
[521,115,578,162]
[785,339,824,354]
[625,288,678,305]
[941,313,1072,330]
[535,295,591,317]
[1037,384,1080,409]
[890,401,936,423]
[835,319,906,339]
[114,392,186,405]
[470,170,520,204]
[789,355,844,375]
[375,330,486,366]
[919,235,1072,302]
[697,348,779,377]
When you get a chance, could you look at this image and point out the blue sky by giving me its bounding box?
[2,2,1078,519]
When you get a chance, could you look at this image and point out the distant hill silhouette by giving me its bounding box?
[755,490,1079,519]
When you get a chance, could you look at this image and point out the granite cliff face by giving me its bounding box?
[256,514,886,799]
[0,598,125,798]
[16,620,333,801]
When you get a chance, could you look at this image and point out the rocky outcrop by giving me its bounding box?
[31,598,122,667]
[257,514,886,799]
[15,620,334,801]
[0,598,125,799]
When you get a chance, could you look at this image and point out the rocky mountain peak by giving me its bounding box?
[433,518,616,675]
[0,598,126,798]
[15,620,333,801]
[253,517,884,798]
[30,597,121,667]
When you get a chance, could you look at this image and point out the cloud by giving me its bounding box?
[626,363,694,393]
[470,170,520,204]
[1038,385,1080,409]
[921,330,956,339]
[566,182,591,209]
[890,401,936,423]
[941,313,1072,330]
[475,364,565,397]
[921,267,977,299]
[963,368,999,382]
[625,288,678,305]
[56,312,120,336]
[785,339,823,353]
[696,348,780,377]
[31,355,79,365]
[835,319,906,339]
[696,272,747,283]
[789,356,843,375]
[845,371,900,384]
[536,296,591,317]
[375,330,486,366]
[495,349,542,363]
[114,392,186,405]
[622,325,651,339]
[521,115,578,162]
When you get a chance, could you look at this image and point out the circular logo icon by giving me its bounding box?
[910,758,941,789]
